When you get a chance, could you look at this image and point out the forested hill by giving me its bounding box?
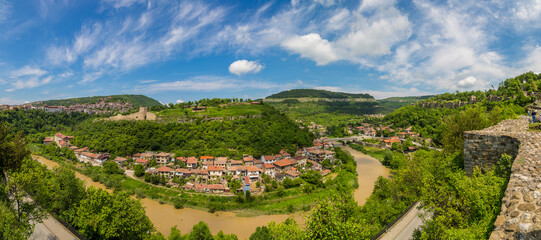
[266,89,374,99]
[33,94,161,107]
[70,104,314,157]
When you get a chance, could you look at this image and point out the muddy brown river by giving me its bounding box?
[340,146,391,205]
[33,148,390,239]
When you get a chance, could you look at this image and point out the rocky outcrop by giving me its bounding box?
[463,117,541,239]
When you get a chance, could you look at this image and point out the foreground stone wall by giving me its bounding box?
[463,117,541,239]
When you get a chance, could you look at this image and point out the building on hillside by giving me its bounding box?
[261,155,276,163]
[135,158,149,167]
[43,137,54,145]
[156,152,171,165]
[113,157,128,166]
[263,163,276,178]
[273,158,297,172]
[186,157,198,168]
[243,156,254,166]
[156,166,172,178]
[208,166,223,178]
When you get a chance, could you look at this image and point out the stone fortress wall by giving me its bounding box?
[108,107,157,121]
[463,117,541,239]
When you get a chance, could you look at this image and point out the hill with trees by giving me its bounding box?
[33,94,162,107]
[266,89,374,99]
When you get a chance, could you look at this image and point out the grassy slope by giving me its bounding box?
[155,104,263,118]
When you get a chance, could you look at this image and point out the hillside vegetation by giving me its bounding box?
[34,94,161,107]
[266,89,374,99]
[70,104,314,157]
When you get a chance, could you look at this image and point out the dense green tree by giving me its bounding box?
[74,187,154,239]
[188,221,213,240]
[249,226,273,240]
[134,164,146,177]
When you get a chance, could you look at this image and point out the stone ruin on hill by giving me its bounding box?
[463,117,541,240]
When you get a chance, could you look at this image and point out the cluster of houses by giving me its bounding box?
[2,97,135,114]
[44,132,337,194]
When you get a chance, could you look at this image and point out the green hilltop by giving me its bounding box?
[33,94,162,107]
[266,89,374,99]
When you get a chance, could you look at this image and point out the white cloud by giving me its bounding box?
[514,0,541,21]
[282,33,339,65]
[228,60,263,76]
[0,0,11,23]
[457,76,477,88]
[10,66,47,78]
[523,45,541,73]
[134,75,283,93]
[176,99,184,104]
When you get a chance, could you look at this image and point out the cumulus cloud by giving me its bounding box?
[457,76,477,88]
[282,33,339,65]
[228,60,263,76]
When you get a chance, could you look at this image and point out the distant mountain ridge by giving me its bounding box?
[266,89,374,99]
[33,94,161,107]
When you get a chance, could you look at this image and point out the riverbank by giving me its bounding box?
[33,150,391,239]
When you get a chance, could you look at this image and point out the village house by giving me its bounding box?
[186,157,198,168]
[293,156,308,165]
[155,152,172,165]
[113,157,128,166]
[140,152,155,160]
[43,137,54,145]
[263,163,276,178]
[229,160,243,167]
[175,168,190,178]
[54,132,73,145]
[273,158,297,172]
[208,166,223,179]
[254,160,264,169]
[208,184,226,194]
[243,156,254,166]
[78,152,98,163]
[285,170,299,179]
[135,158,149,167]
[383,137,402,148]
[261,155,276,163]
[215,157,227,167]
[246,166,262,180]
[202,161,214,169]
[156,166,172,178]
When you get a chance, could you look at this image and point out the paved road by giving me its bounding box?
[29,215,79,240]
[378,202,424,240]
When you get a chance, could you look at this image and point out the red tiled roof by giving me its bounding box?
[286,170,299,177]
[55,132,67,139]
[157,166,171,172]
[243,156,254,162]
[156,152,169,157]
[136,158,149,163]
[114,157,127,162]
[187,157,198,164]
[263,155,275,161]
[263,163,275,169]
[208,166,223,171]
[246,166,262,172]
[175,168,189,173]
[273,159,296,167]
[200,156,214,160]
[43,137,54,142]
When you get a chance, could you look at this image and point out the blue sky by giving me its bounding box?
[1,0,541,105]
